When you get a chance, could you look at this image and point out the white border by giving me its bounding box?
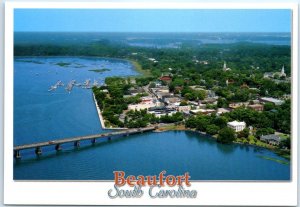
[4,2,298,205]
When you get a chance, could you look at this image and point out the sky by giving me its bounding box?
[14,9,291,33]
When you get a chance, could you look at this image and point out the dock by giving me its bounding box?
[13,126,156,159]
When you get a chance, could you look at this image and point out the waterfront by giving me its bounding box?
[14,57,290,180]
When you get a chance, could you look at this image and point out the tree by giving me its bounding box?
[264,102,276,111]
[213,116,228,128]
[217,127,236,144]
[238,128,250,138]
[217,98,228,108]
[180,100,188,106]
[206,124,220,135]
[255,128,275,137]
[149,82,156,88]
[279,137,291,149]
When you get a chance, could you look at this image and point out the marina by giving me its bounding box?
[49,79,98,93]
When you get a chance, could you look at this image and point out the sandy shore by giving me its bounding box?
[92,93,125,130]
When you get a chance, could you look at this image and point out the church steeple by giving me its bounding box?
[280,65,286,77]
[223,61,227,70]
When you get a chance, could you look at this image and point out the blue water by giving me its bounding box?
[13,57,290,180]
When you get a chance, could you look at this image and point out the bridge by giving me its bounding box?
[13,126,156,159]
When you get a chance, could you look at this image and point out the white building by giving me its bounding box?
[227,121,246,132]
[260,97,284,106]
[223,61,231,71]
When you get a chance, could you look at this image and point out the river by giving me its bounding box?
[13,57,290,180]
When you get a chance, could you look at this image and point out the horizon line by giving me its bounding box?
[14,31,291,33]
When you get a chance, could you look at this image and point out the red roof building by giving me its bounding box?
[159,76,172,83]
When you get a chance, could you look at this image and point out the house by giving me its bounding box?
[217,108,231,115]
[100,89,109,93]
[190,109,216,115]
[260,97,284,106]
[260,134,281,145]
[201,98,217,105]
[148,58,156,62]
[248,104,264,111]
[150,86,169,94]
[229,102,249,109]
[128,87,144,96]
[177,105,191,112]
[156,92,173,99]
[128,102,156,111]
[207,90,216,98]
[159,75,172,84]
[163,97,181,105]
[141,97,155,104]
[227,121,246,132]
[226,79,235,86]
[188,101,200,106]
[174,86,183,93]
[240,83,249,89]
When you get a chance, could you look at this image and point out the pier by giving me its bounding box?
[13,126,155,159]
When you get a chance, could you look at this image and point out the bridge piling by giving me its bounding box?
[91,138,96,144]
[108,137,111,141]
[74,141,80,148]
[35,147,42,155]
[14,150,21,159]
[55,144,62,151]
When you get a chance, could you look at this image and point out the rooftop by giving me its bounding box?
[260,97,284,105]
[261,134,281,142]
[227,120,246,126]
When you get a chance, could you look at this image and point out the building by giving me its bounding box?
[163,97,181,105]
[128,97,156,111]
[240,83,249,89]
[263,72,274,79]
[150,86,169,94]
[229,102,249,109]
[222,61,231,71]
[227,121,246,132]
[248,104,264,111]
[280,65,286,77]
[156,92,174,99]
[190,109,216,115]
[260,97,284,106]
[159,75,172,84]
[226,79,235,86]
[177,105,191,112]
[128,87,144,96]
[128,101,156,111]
[263,65,286,79]
[201,98,217,105]
[217,108,231,115]
[260,134,281,145]
[148,106,177,118]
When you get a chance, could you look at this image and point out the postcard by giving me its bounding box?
[4,1,298,206]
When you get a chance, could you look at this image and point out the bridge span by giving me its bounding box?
[13,126,156,159]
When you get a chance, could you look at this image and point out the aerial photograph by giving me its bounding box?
[13,9,291,180]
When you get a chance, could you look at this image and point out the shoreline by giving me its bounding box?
[92,93,126,130]
[155,124,290,160]
[127,59,152,77]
